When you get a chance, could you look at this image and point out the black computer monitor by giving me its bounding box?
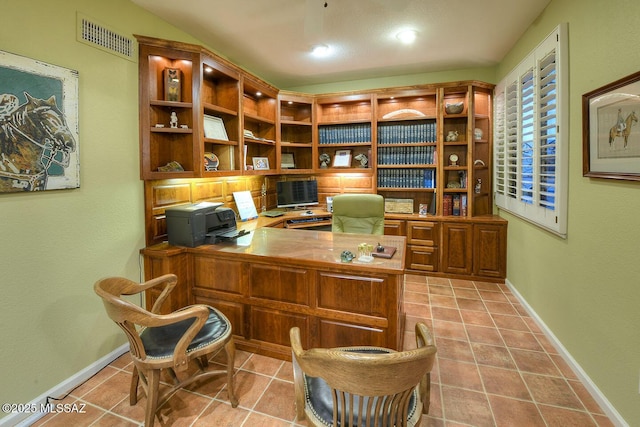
[276,180,319,209]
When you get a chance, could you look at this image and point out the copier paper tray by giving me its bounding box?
[206,228,249,243]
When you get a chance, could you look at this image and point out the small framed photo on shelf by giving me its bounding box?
[582,70,640,181]
[252,157,270,170]
[281,153,295,168]
[203,115,228,141]
[419,203,429,216]
[332,149,352,167]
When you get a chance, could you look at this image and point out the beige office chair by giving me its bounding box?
[290,322,437,427]
[94,274,238,426]
[331,193,385,235]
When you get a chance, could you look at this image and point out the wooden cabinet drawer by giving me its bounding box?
[317,319,386,348]
[317,271,388,318]
[384,219,406,236]
[407,245,438,272]
[407,220,439,246]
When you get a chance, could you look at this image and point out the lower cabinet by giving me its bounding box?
[393,216,507,280]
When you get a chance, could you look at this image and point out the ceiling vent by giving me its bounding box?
[77,13,136,61]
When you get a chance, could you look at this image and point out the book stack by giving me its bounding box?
[376,168,436,189]
[377,120,437,144]
[318,123,371,144]
[443,194,468,216]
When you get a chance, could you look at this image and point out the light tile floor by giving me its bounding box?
[33,275,614,426]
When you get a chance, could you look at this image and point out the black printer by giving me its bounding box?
[165,203,246,247]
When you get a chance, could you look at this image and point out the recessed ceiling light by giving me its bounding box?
[396,29,417,44]
[311,44,330,57]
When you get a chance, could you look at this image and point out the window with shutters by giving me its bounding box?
[493,24,568,237]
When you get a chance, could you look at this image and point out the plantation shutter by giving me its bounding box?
[493,24,567,237]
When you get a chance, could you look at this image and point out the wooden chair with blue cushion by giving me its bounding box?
[289,322,436,427]
[94,274,238,426]
[331,193,385,235]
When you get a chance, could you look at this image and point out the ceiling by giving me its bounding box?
[130,0,551,89]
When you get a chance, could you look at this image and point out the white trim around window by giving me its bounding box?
[494,23,569,237]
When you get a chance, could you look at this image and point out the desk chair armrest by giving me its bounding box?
[289,327,306,420]
[136,274,178,314]
[416,322,436,414]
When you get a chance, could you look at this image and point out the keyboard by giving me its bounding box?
[288,217,325,224]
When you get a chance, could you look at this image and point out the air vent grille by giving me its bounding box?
[77,13,136,61]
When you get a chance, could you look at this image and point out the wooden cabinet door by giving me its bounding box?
[441,222,473,275]
[473,223,507,278]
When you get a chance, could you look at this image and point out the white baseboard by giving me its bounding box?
[505,279,628,427]
[0,344,129,427]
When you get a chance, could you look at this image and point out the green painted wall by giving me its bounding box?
[495,0,640,424]
[0,0,203,416]
[1,0,638,425]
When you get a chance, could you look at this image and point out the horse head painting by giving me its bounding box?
[0,92,77,191]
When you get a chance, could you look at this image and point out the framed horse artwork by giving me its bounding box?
[583,70,640,181]
[0,50,79,192]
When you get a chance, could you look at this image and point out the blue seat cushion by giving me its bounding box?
[140,307,229,359]
[304,348,418,426]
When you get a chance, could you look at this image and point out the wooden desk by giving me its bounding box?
[141,227,406,360]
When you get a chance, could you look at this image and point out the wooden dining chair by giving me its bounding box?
[94,274,238,426]
[290,322,437,427]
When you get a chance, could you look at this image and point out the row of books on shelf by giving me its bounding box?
[377,168,436,189]
[318,123,372,144]
[443,194,468,216]
[377,121,437,144]
[378,145,436,165]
